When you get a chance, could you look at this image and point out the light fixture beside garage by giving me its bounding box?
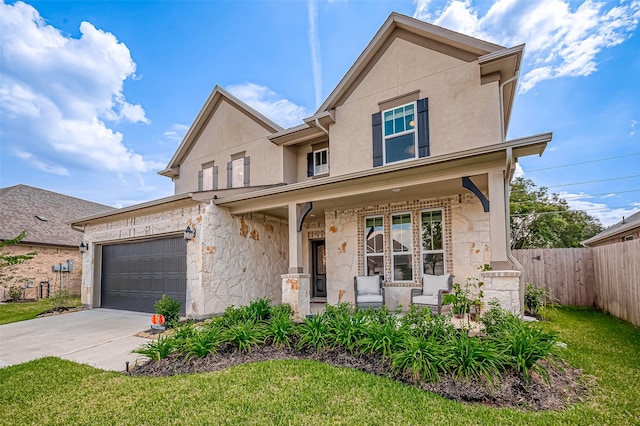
[79,242,88,253]
[184,225,196,241]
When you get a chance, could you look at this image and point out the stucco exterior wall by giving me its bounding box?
[192,203,288,317]
[174,99,285,193]
[0,244,82,301]
[329,36,501,177]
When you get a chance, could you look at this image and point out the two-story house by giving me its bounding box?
[72,13,551,318]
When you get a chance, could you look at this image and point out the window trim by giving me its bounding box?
[420,208,446,276]
[313,148,329,176]
[623,235,633,241]
[364,215,384,277]
[382,102,418,165]
[390,211,413,283]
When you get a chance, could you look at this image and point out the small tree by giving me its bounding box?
[0,231,38,300]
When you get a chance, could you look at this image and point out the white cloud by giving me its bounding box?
[163,123,190,143]
[14,149,70,176]
[413,0,640,92]
[0,1,154,176]
[308,0,323,108]
[227,82,310,128]
[513,162,524,178]
[631,120,638,136]
[559,191,640,227]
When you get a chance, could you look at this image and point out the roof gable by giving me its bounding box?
[316,12,506,113]
[583,211,640,246]
[0,185,113,246]
[159,86,283,178]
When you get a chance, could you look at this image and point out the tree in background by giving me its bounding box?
[510,178,603,249]
[0,231,38,301]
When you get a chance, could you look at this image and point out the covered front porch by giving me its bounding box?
[213,138,547,318]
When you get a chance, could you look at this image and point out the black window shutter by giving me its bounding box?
[226,161,232,188]
[372,111,383,167]
[307,152,314,177]
[417,97,430,158]
[212,166,218,190]
[243,156,250,187]
[197,170,203,191]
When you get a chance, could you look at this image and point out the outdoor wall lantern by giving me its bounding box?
[79,242,88,253]
[184,225,196,241]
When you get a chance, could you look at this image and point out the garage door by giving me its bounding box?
[101,237,186,314]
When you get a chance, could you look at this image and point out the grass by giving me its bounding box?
[0,306,638,425]
[0,296,81,325]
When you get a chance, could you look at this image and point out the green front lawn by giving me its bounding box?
[0,306,638,425]
[0,296,81,325]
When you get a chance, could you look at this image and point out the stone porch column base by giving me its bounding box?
[480,270,521,313]
[281,273,311,321]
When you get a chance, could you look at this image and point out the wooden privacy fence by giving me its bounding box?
[512,239,640,327]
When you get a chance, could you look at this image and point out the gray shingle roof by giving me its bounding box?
[582,210,640,246]
[0,185,114,247]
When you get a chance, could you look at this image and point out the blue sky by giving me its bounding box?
[1,0,638,226]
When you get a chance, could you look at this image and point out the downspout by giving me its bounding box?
[500,74,526,316]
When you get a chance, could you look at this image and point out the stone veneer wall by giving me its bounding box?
[323,194,492,311]
[81,202,288,318]
[194,204,288,318]
[0,244,82,301]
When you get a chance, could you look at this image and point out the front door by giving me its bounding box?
[311,240,327,299]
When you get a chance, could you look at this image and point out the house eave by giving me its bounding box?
[215,132,551,207]
[583,221,640,246]
[70,193,199,225]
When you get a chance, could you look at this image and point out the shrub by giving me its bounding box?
[264,312,295,348]
[296,314,328,352]
[219,305,251,327]
[223,320,265,352]
[154,294,181,327]
[391,336,450,383]
[325,311,367,353]
[51,289,73,308]
[132,334,176,361]
[184,324,224,359]
[524,283,550,317]
[270,303,294,319]
[447,334,504,384]
[8,285,22,302]
[358,320,407,360]
[246,298,272,321]
[480,299,520,336]
[399,305,433,334]
[494,321,559,382]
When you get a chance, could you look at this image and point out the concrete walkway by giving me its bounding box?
[0,309,152,371]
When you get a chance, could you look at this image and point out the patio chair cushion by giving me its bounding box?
[422,273,451,296]
[412,295,438,305]
[356,294,384,304]
[356,276,380,295]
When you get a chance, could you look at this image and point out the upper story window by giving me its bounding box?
[227,152,250,188]
[623,235,633,241]
[307,143,329,178]
[198,162,217,191]
[372,97,429,167]
[384,103,416,163]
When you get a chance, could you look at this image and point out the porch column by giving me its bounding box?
[488,171,509,269]
[281,202,310,320]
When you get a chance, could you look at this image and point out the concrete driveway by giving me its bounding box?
[0,309,152,371]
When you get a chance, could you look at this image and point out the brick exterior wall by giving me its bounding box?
[0,244,82,301]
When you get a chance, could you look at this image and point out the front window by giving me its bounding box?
[421,210,444,275]
[314,148,328,175]
[391,213,412,281]
[384,103,416,164]
[231,158,244,188]
[202,165,214,191]
[365,216,384,276]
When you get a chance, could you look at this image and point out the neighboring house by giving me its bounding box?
[583,211,640,247]
[72,13,551,318]
[0,185,113,300]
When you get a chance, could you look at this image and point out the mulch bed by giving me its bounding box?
[128,341,587,411]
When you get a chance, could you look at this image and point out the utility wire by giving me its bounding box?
[509,175,640,194]
[524,152,640,173]
[511,205,640,217]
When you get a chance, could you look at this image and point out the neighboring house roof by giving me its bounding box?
[0,185,114,247]
[583,211,640,246]
[159,86,284,178]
